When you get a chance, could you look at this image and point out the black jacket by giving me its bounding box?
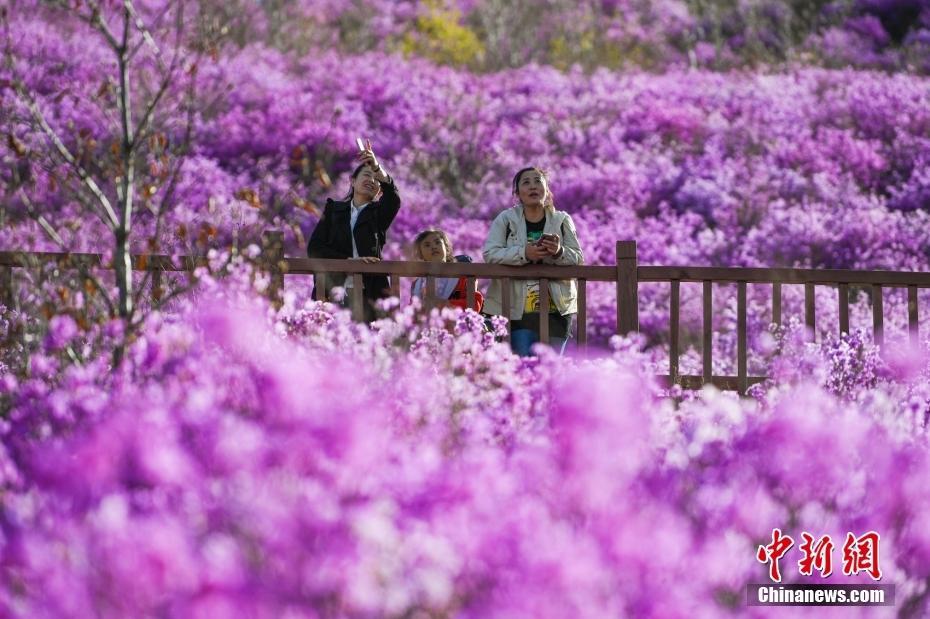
[307,179,400,300]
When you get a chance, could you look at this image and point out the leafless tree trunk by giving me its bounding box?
[3,0,225,350]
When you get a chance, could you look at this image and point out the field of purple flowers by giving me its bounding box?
[3,0,930,616]
[3,262,930,617]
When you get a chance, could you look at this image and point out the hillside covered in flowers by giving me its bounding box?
[5,1,930,348]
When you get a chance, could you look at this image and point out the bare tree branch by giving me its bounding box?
[151,62,200,241]
[135,0,186,143]
[6,0,233,343]
[132,268,199,321]
[83,0,122,50]
[18,190,64,247]
[1,12,120,233]
[7,151,118,318]
[124,0,166,68]
[12,84,121,230]
[15,188,118,318]
[135,71,176,144]
[45,0,122,51]
[85,77,124,136]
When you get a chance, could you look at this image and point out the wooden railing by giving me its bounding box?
[3,233,929,393]
[291,257,617,349]
[639,261,928,392]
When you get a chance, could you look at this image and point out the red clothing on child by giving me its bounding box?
[448,277,484,312]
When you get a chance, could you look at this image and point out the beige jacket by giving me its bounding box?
[482,205,584,319]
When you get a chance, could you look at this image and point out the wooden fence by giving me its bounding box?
[3,231,930,393]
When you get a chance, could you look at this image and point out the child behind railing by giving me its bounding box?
[411,229,484,312]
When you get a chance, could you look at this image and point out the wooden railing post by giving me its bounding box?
[261,230,285,307]
[737,282,748,395]
[616,240,639,335]
[351,273,365,321]
[669,280,680,385]
[501,278,512,336]
[772,282,781,327]
[151,268,163,305]
[314,272,328,302]
[577,279,588,350]
[873,284,884,347]
[838,283,849,334]
[539,278,550,344]
[805,283,816,339]
[0,265,12,310]
[425,276,437,311]
[908,285,919,344]
[702,281,713,385]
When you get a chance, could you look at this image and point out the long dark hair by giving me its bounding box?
[343,163,368,201]
[511,166,555,210]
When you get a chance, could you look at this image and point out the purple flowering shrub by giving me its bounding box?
[3,267,930,616]
[195,0,930,73]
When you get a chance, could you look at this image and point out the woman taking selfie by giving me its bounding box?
[307,140,400,321]
[482,167,584,356]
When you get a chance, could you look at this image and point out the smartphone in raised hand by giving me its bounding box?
[355,137,366,153]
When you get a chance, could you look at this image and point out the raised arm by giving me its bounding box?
[356,141,400,233]
[483,212,528,265]
[376,177,401,232]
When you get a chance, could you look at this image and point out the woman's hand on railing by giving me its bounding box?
[349,256,381,263]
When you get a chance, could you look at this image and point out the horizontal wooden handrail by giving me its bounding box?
[640,265,930,286]
[0,251,208,271]
[5,250,929,287]
[292,258,614,280]
[302,260,930,287]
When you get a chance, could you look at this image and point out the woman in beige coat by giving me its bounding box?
[482,167,584,356]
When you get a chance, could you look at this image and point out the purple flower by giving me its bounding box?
[44,315,78,351]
